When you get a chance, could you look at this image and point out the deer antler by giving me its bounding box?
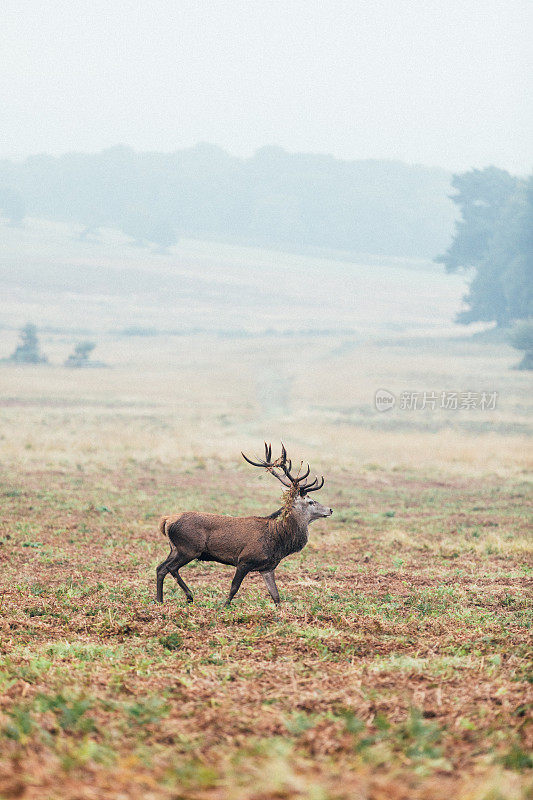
[299,475,324,494]
[241,442,293,488]
[242,442,325,495]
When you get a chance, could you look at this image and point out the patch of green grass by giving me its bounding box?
[498,742,533,771]
[45,642,121,662]
[3,707,34,742]
[36,694,95,733]
[368,654,472,674]
[127,696,170,726]
[159,632,183,651]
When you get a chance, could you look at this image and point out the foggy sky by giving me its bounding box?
[2,0,531,173]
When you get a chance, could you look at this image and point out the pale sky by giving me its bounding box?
[2,0,532,173]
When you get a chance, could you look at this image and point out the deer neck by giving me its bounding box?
[270,508,308,555]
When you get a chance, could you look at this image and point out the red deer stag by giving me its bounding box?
[156,443,332,606]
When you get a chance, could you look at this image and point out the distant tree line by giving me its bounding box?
[0,144,456,257]
[437,167,532,327]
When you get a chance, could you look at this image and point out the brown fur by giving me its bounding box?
[156,493,332,606]
[156,443,332,606]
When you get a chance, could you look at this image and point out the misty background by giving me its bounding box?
[2,0,532,172]
[0,1,531,359]
[2,7,532,798]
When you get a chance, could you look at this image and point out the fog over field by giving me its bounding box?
[3,1,531,173]
[1,2,531,799]
[1,218,468,337]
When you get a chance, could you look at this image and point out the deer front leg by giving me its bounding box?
[224,565,250,606]
[261,570,280,605]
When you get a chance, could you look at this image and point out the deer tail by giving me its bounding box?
[158,516,169,537]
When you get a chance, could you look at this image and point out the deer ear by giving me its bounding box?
[299,489,306,497]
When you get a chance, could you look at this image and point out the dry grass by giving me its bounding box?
[0,332,531,799]
[0,330,530,473]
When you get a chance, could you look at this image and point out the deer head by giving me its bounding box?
[242,442,333,522]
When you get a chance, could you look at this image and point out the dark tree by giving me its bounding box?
[509,319,533,370]
[64,341,96,367]
[437,168,533,326]
[9,323,47,363]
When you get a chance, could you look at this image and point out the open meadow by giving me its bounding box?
[1,328,532,800]
[0,226,532,799]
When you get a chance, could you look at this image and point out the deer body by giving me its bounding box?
[156,444,332,606]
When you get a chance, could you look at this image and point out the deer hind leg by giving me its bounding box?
[156,559,169,603]
[169,565,194,603]
[261,570,280,605]
[224,564,251,606]
[156,551,195,603]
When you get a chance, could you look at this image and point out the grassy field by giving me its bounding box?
[0,326,531,799]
